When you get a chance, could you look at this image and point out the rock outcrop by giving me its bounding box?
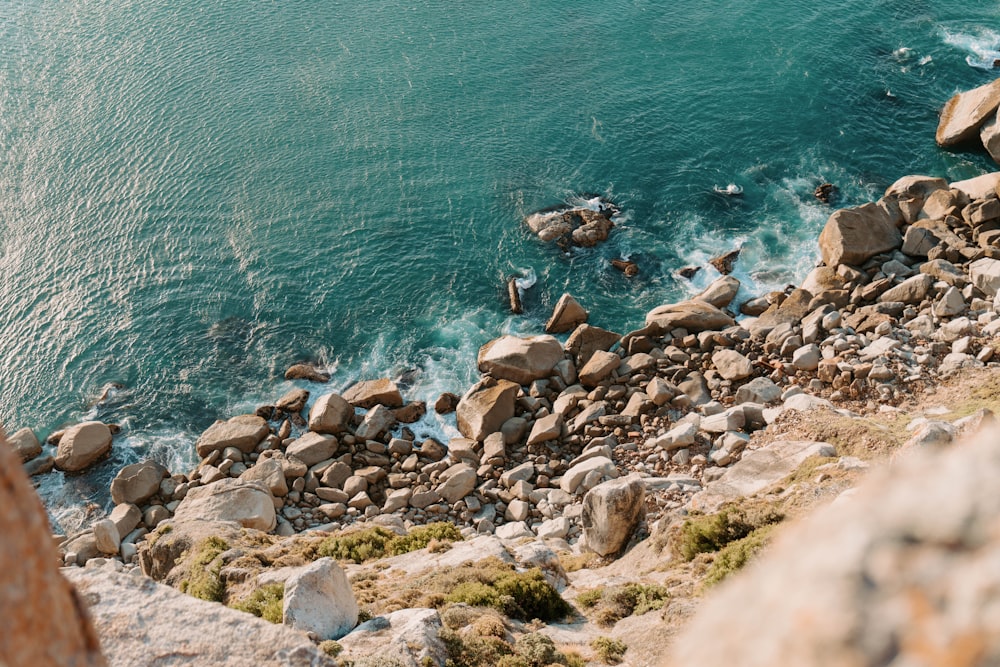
[477,335,565,386]
[818,202,902,268]
[54,421,113,472]
[171,479,276,531]
[936,77,1000,147]
[671,425,1000,666]
[1,428,106,667]
[581,475,645,557]
[282,557,358,640]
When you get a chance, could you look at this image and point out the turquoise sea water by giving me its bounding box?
[2,1,999,520]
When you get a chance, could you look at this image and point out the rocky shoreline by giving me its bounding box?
[9,76,1000,666]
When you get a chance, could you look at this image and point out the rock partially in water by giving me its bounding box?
[54,421,113,473]
[524,202,617,248]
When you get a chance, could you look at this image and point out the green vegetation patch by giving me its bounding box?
[674,506,783,562]
[576,583,670,627]
[442,630,581,667]
[178,536,229,602]
[230,582,284,623]
[445,563,570,622]
[590,637,628,665]
[319,640,343,657]
[317,522,463,564]
[704,523,777,587]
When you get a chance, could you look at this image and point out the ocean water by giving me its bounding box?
[1,0,999,523]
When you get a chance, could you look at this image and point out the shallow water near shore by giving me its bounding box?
[1,0,999,520]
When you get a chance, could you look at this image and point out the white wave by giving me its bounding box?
[942,27,1000,69]
[513,266,537,292]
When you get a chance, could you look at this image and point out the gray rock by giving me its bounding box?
[308,393,352,434]
[649,422,697,451]
[285,432,338,467]
[355,404,396,440]
[283,557,358,640]
[578,350,621,387]
[54,421,113,472]
[671,424,1000,667]
[878,273,934,304]
[110,460,168,506]
[437,464,477,504]
[582,475,645,557]
[711,349,753,381]
[338,608,446,667]
[194,416,268,458]
[240,458,289,497]
[734,377,781,405]
[969,257,1000,297]
[526,413,564,446]
[559,456,617,494]
[109,503,142,540]
[934,286,967,318]
[791,344,821,371]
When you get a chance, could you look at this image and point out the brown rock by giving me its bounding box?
[110,460,169,505]
[610,258,639,276]
[749,289,814,338]
[544,293,588,334]
[343,379,403,409]
[308,392,352,435]
[983,109,1000,165]
[477,335,564,386]
[565,324,622,367]
[394,401,427,424]
[456,377,520,441]
[0,427,106,666]
[283,363,330,383]
[54,421,113,473]
[936,77,1000,147]
[194,415,268,458]
[434,393,460,414]
[709,248,740,275]
[694,275,741,309]
[644,300,736,333]
[274,388,309,414]
[818,202,903,267]
[8,427,41,462]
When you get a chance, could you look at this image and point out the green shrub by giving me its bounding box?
[387,522,463,555]
[514,633,558,667]
[590,637,627,665]
[179,536,229,602]
[674,507,782,561]
[441,628,513,667]
[317,522,464,564]
[704,523,777,587]
[319,640,342,657]
[446,568,570,622]
[230,582,284,623]
[579,583,669,627]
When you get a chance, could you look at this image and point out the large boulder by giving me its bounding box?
[194,415,268,458]
[712,349,753,381]
[747,288,814,338]
[8,427,41,462]
[564,324,621,367]
[338,608,447,667]
[283,557,359,640]
[545,293,589,333]
[285,432,338,467]
[456,377,520,441]
[671,425,1000,667]
[969,257,1000,297]
[65,565,335,667]
[110,460,168,505]
[818,202,903,267]
[936,77,1000,147]
[171,479,276,531]
[644,300,735,333]
[343,379,403,409]
[477,335,564,386]
[694,275,741,309]
[1,429,106,667]
[581,475,645,557]
[690,440,836,512]
[436,464,478,504]
[951,172,1000,201]
[138,519,246,582]
[54,421,113,472]
[308,392,352,434]
[983,109,1000,165]
[240,457,289,497]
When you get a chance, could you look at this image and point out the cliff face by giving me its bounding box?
[0,427,106,667]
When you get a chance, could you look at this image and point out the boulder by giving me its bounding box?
[526,413,564,446]
[274,388,309,414]
[695,275,741,309]
[338,608,447,667]
[878,273,934,304]
[308,393,352,434]
[564,324,622,367]
[283,363,330,383]
[171,479,276,531]
[93,519,121,555]
[54,421,113,472]
[545,293,589,333]
[670,425,1000,667]
[578,350,621,387]
[900,225,940,257]
[8,427,41,462]
[65,566,335,666]
[711,349,753,381]
[709,249,741,275]
[526,207,614,247]
[936,78,1000,147]
[194,415,268,458]
[283,557,359,640]
[110,460,168,505]
[951,172,1000,201]
[644,300,735,333]
[983,109,1000,164]
[748,289,814,337]
[437,464,478,504]
[393,401,426,424]
[109,503,142,540]
[559,456,617,495]
[456,377,520,441]
[0,430,106,667]
[355,404,397,440]
[477,335,564,386]
[240,458,289,496]
[285,432,338,467]
[690,440,836,511]
[581,475,645,557]
[818,202,902,267]
[343,379,403,409]
[434,392,460,414]
[969,257,1000,297]
[734,377,781,405]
